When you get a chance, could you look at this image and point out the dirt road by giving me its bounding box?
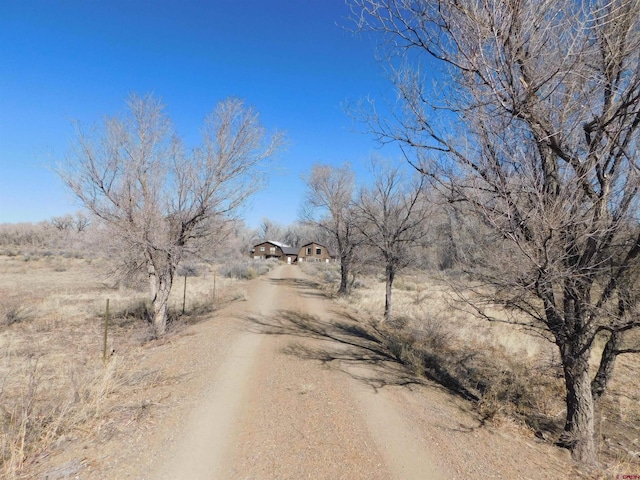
[150,265,444,479]
[50,265,573,479]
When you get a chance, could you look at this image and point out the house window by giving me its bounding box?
[270,247,276,254]
[260,246,265,252]
[306,247,311,255]
[316,248,322,255]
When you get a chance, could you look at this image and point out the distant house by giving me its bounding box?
[250,240,299,264]
[297,242,333,263]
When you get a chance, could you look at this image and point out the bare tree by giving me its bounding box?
[51,215,74,233]
[0,222,50,248]
[354,159,431,321]
[59,93,283,335]
[352,0,640,464]
[257,218,285,242]
[74,211,91,233]
[281,223,311,248]
[302,163,361,295]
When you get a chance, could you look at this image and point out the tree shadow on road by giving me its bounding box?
[267,277,329,299]
[244,309,478,402]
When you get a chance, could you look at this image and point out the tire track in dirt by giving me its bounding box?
[221,302,390,475]
[221,265,445,479]
[155,264,446,479]
[155,331,264,479]
[289,267,446,480]
[348,371,446,480]
[154,266,281,479]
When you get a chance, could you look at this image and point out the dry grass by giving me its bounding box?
[304,263,640,470]
[0,250,247,479]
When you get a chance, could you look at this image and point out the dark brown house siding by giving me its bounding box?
[297,242,333,263]
[250,241,298,263]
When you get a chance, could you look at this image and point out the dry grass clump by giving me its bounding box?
[0,296,35,326]
[0,256,156,479]
[220,258,279,280]
[0,249,247,479]
[0,353,147,477]
[373,312,565,430]
[324,268,640,469]
[596,350,640,464]
[298,262,342,292]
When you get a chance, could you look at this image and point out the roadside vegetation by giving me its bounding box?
[0,225,260,479]
[348,0,640,466]
[300,260,640,475]
[2,210,638,477]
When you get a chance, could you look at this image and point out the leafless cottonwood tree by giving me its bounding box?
[74,211,91,233]
[281,225,306,249]
[51,215,74,233]
[352,0,640,464]
[0,222,50,248]
[51,211,90,234]
[354,160,431,321]
[302,163,361,295]
[257,218,285,243]
[59,94,283,335]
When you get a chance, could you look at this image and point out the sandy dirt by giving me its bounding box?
[41,265,578,479]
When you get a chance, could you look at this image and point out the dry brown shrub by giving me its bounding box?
[0,356,135,478]
[0,250,245,479]
[0,296,34,326]
[330,269,639,469]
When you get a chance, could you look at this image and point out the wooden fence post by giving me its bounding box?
[182,275,187,315]
[102,299,110,363]
[213,270,217,303]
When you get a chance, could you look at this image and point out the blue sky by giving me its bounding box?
[0,0,396,228]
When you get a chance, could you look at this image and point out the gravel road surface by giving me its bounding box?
[44,264,574,479]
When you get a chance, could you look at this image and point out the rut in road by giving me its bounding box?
[155,265,445,479]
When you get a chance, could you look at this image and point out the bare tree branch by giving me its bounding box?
[352,0,640,465]
[58,94,284,335]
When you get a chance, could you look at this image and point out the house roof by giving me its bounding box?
[254,239,291,248]
[253,240,298,256]
[299,241,328,249]
[267,240,291,249]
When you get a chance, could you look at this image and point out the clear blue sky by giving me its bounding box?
[0,0,394,228]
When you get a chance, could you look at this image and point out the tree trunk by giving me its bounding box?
[592,291,630,403]
[349,271,358,290]
[147,256,174,336]
[338,255,350,295]
[591,331,620,403]
[152,273,173,335]
[557,345,597,464]
[383,264,395,322]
